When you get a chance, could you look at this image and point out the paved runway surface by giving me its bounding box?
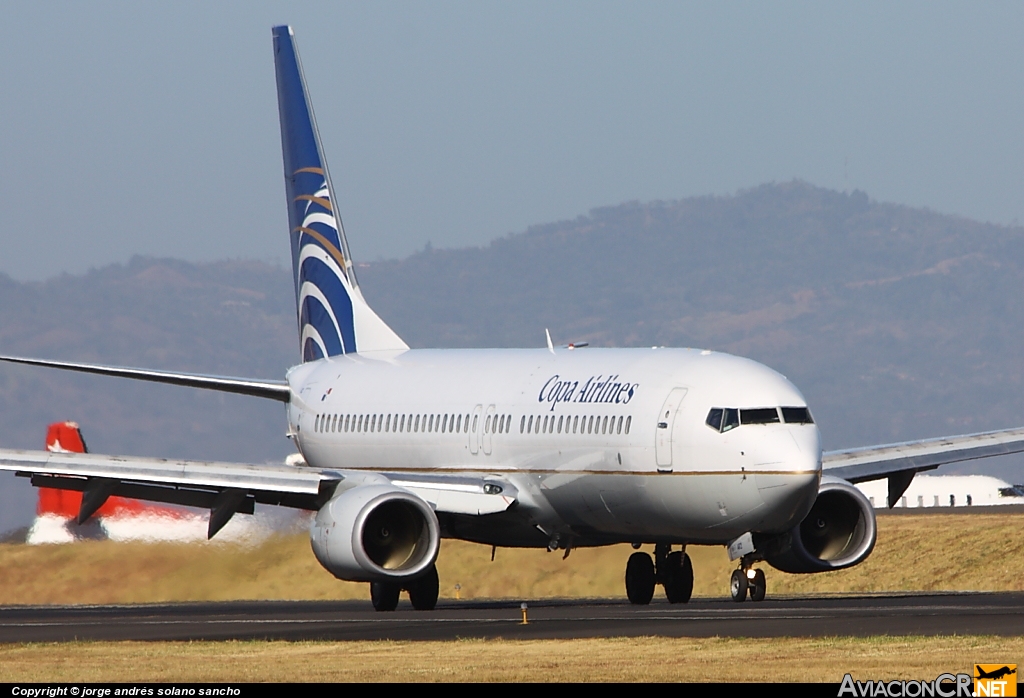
[0,593,1021,642]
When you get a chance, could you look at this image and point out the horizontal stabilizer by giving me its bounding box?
[0,355,290,402]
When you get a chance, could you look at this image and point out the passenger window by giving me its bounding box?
[625,416,632,434]
[722,409,739,432]
[527,416,533,433]
[741,408,780,425]
[464,414,470,433]
[332,414,338,432]
[573,416,579,433]
[617,416,623,434]
[457,414,462,432]
[602,416,608,434]
[485,415,492,433]
[557,416,563,433]
[781,407,814,424]
[472,415,478,432]
[520,415,526,434]
[706,408,723,431]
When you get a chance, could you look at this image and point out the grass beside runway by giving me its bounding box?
[0,512,1021,605]
[0,636,1021,682]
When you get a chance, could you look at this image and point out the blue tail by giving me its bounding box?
[273,26,407,361]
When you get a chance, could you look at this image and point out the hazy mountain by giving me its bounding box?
[3,181,1023,532]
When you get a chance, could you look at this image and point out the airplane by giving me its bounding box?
[856,473,1024,509]
[4,25,1024,610]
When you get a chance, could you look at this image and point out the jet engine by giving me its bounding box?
[310,484,440,583]
[761,476,876,574]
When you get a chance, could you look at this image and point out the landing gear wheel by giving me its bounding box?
[407,565,440,611]
[625,552,655,605]
[663,551,694,604]
[730,569,748,603]
[748,568,766,602]
[370,581,401,612]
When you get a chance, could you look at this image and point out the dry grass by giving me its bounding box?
[1,514,1022,683]
[0,636,1021,682]
[0,513,1021,605]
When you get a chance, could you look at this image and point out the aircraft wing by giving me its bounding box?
[0,449,517,537]
[822,426,1024,507]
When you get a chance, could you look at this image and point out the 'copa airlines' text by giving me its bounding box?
[538,374,638,411]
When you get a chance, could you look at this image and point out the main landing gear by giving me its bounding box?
[730,564,766,603]
[370,564,440,612]
[625,543,694,604]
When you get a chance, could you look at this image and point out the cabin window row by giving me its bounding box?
[519,414,631,436]
[704,406,814,433]
[313,412,515,435]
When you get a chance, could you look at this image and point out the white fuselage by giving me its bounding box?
[287,347,823,548]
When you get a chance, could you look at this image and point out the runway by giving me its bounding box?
[0,592,1021,642]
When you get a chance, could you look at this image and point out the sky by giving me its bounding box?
[1,2,1022,280]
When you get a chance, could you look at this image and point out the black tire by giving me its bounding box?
[625,552,655,605]
[370,581,401,612]
[749,568,766,602]
[407,565,440,611]
[663,551,694,604]
[730,569,748,603]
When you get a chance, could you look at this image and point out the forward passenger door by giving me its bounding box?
[655,388,688,472]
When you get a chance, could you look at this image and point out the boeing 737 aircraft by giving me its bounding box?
[3,26,1024,610]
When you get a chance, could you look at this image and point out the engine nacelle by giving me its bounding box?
[762,476,877,574]
[310,484,440,583]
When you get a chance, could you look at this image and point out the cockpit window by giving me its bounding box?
[781,407,814,424]
[722,408,739,432]
[999,485,1024,498]
[707,406,806,432]
[705,408,723,431]
[740,408,780,425]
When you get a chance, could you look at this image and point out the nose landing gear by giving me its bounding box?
[624,543,694,604]
[730,563,766,602]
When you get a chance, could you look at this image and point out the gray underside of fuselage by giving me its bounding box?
[438,470,819,548]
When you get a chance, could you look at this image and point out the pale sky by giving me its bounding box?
[1,2,1022,279]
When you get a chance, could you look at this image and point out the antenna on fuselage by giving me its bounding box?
[545,328,555,354]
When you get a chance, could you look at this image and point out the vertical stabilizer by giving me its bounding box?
[273,25,408,361]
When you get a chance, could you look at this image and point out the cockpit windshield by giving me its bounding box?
[705,405,813,432]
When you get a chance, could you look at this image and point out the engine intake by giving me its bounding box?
[762,477,877,574]
[310,484,440,582]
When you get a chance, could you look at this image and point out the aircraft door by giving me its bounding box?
[655,387,688,472]
[482,404,496,455]
[469,404,483,455]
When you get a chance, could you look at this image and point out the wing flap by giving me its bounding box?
[823,426,1024,483]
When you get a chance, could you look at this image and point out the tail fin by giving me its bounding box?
[272,26,408,361]
[38,422,88,517]
[38,422,152,520]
